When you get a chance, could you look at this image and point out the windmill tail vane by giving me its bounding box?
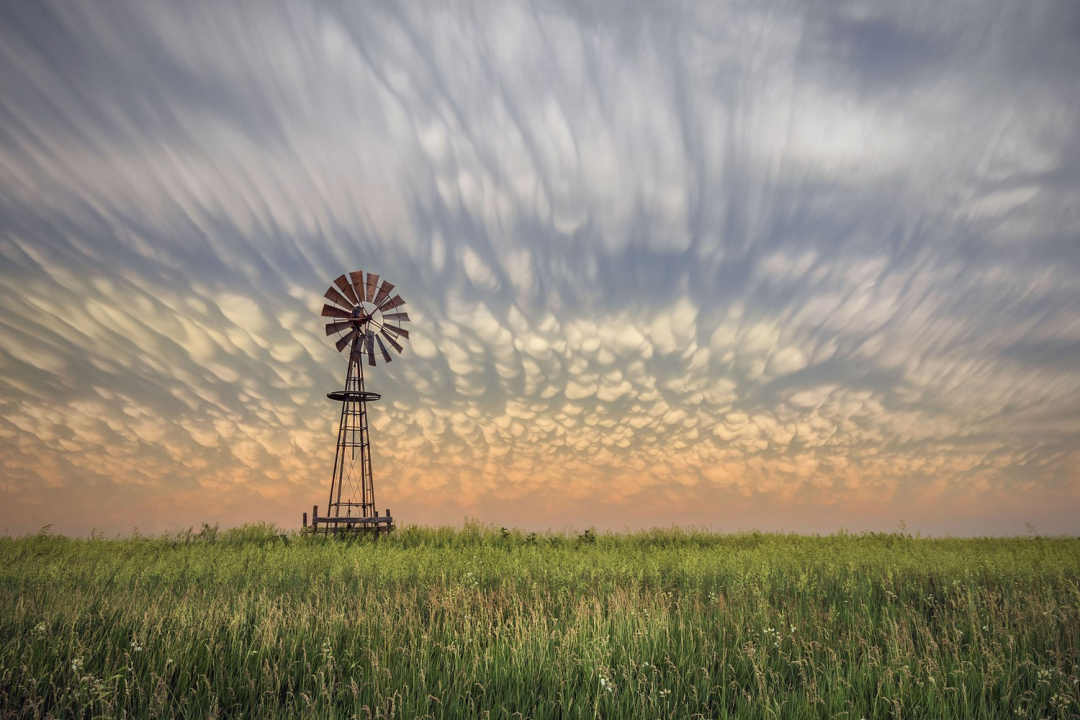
[305,270,409,535]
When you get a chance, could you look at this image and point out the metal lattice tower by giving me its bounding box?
[326,357,378,520]
[306,270,409,534]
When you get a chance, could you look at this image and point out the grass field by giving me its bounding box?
[1,523,1078,718]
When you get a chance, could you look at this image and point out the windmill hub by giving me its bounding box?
[305,271,410,535]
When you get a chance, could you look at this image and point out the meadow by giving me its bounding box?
[1,523,1078,719]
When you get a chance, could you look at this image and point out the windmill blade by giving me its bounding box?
[349,334,363,363]
[335,327,359,352]
[380,328,404,354]
[334,274,359,304]
[379,295,405,312]
[349,271,366,302]
[325,320,355,336]
[365,273,380,303]
[375,334,393,363]
[372,281,394,307]
[382,323,409,339]
[367,329,377,366]
[382,311,410,322]
[321,304,353,319]
[324,286,352,309]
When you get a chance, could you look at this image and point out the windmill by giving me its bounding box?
[305,271,409,534]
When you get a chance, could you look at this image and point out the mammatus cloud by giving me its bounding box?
[0,0,1078,535]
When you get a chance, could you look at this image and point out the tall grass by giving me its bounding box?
[1,523,1078,718]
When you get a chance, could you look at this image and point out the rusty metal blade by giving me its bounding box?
[325,320,354,336]
[324,286,352,309]
[382,323,409,339]
[380,329,403,353]
[379,295,405,312]
[335,327,359,352]
[350,334,362,363]
[334,274,359,304]
[376,334,392,363]
[372,281,394,307]
[365,273,379,303]
[321,304,352,319]
[382,311,410,322]
[367,330,377,366]
[349,271,366,303]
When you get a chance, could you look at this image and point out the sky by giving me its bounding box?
[1,0,1078,537]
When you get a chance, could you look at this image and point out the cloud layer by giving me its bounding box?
[1,0,1078,535]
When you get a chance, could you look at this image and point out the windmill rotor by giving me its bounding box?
[321,271,409,367]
